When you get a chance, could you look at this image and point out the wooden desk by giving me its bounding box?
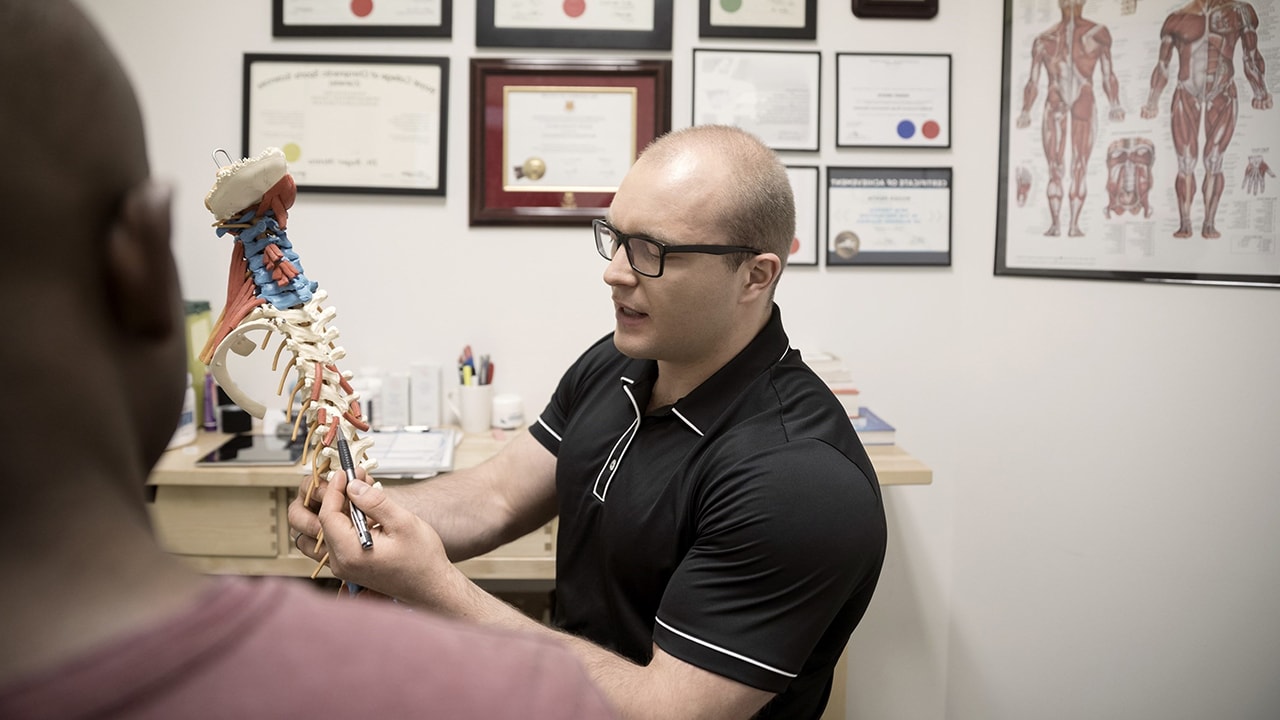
[148,431,931,580]
[149,431,928,720]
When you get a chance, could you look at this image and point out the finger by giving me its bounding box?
[318,466,357,558]
[344,476,409,532]
[300,471,330,510]
[287,485,325,541]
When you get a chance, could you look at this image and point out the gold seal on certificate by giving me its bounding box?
[514,157,546,181]
[834,231,861,259]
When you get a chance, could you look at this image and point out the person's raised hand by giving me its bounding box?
[287,472,331,560]
[317,465,452,606]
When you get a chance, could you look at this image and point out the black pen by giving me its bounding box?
[336,435,374,550]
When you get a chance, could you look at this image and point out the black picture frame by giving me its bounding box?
[852,0,938,20]
[272,0,452,38]
[826,166,952,267]
[469,58,672,226]
[242,54,449,196]
[691,49,821,153]
[785,166,820,267]
[476,0,672,50]
[836,52,951,149]
[995,0,1280,287]
[698,0,817,40]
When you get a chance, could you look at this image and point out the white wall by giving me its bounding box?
[85,2,1280,718]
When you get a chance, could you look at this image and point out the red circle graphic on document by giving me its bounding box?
[564,0,586,18]
[922,121,941,140]
[351,0,374,18]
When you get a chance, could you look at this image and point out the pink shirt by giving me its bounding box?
[0,576,615,719]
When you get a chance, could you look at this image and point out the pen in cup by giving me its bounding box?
[336,435,374,550]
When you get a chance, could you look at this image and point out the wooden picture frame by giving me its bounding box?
[469,58,672,226]
[272,0,452,38]
[476,0,673,50]
[243,54,449,196]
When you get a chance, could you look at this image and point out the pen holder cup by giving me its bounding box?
[452,384,494,434]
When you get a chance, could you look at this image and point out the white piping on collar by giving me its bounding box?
[670,408,704,436]
[592,383,642,501]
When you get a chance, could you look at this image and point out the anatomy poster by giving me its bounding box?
[997,0,1279,286]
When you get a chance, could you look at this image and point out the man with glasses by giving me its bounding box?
[291,125,887,720]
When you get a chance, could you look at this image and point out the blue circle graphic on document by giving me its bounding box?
[897,120,916,139]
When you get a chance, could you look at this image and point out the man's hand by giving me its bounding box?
[287,472,330,556]
[315,467,454,605]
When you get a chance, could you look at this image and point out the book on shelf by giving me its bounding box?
[827,382,862,417]
[802,349,855,385]
[851,406,895,445]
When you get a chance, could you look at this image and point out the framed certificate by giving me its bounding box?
[243,54,449,196]
[836,53,951,148]
[851,0,938,19]
[786,166,820,267]
[998,0,1280,287]
[272,0,452,37]
[476,0,673,50]
[699,0,817,40]
[692,49,821,153]
[469,58,672,226]
[826,166,952,266]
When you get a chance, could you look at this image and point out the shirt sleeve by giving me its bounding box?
[527,333,616,457]
[652,438,886,692]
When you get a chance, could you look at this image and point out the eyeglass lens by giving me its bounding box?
[596,222,663,276]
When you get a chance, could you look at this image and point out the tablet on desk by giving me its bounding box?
[197,433,305,467]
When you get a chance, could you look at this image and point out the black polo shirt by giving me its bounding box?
[528,306,886,719]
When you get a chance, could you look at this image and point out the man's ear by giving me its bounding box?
[741,253,782,301]
[104,181,176,339]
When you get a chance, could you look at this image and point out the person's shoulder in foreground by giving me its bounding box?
[0,1,614,718]
[0,576,614,719]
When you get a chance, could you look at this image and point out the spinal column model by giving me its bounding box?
[199,148,376,507]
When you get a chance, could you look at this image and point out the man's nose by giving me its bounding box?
[603,249,637,286]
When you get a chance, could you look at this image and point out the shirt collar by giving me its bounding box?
[616,304,790,436]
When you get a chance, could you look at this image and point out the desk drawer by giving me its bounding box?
[149,486,280,557]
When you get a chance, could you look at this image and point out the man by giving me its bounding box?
[291,125,887,719]
[1016,0,1125,237]
[1141,0,1272,238]
[0,2,614,718]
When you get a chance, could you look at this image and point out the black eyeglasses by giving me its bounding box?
[593,219,762,278]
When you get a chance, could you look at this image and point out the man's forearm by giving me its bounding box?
[384,471,518,560]
[418,565,770,720]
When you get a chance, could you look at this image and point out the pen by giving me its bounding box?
[336,435,374,550]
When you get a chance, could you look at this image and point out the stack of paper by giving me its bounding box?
[368,428,457,478]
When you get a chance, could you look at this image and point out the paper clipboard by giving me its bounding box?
[368,428,457,478]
